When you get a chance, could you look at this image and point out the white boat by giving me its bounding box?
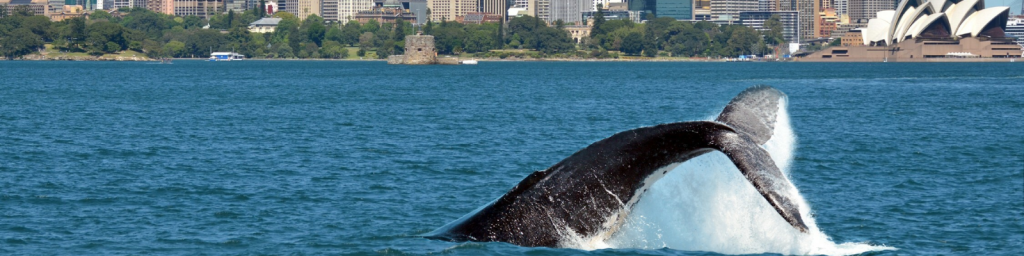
[460,59,478,65]
[209,52,245,61]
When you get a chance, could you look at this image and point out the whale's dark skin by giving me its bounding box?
[427,86,809,247]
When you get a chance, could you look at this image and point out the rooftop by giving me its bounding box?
[250,18,282,26]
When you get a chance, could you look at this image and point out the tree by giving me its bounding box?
[763,15,785,45]
[319,40,349,59]
[184,29,227,57]
[392,19,408,42]
[359,31,375,50]
[726,26,759,56]
[182,15,203,29]
[276,44,294,58]
[227,10,235,28]
[360,19,380,34]
[257,0,266,17]
[162,40,185,57]
[85,21,125,53]
[0,28,43,59]
[303,14,325,46]
[591,4,606,37]
[326,26,343,43]
[90,10,113,21]
[340,20,360,46]
[105,41,122,52]
[620,31,643,55]
[21,15,52,41]
[377,39,395,58]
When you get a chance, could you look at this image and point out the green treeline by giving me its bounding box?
[0,6,787,60]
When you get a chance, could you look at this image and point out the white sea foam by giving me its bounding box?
[564,98,896,255]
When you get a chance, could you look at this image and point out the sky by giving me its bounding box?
[986,0,1023,15]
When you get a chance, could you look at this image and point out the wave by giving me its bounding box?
[566,99,896,255]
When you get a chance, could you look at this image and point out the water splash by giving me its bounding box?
[571,99,896,255]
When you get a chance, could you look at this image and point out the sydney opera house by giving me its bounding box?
[805,0,1023,61]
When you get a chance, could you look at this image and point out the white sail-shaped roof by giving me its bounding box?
[888,0,929,44]
[955,6,1011,37]
[945,0,983,35]
[927,0,952,13]
[865,18,893,45]
[894,6,936,43]
[877,10,896,22]
[906,13,950,39]
[853,0,1014,46]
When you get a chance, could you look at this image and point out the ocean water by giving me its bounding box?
[1,60,1022,255]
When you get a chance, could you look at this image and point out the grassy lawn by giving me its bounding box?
[343,47,378,60]
[40,44,149,59]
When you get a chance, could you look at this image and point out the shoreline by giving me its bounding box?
[8,54,1021,63]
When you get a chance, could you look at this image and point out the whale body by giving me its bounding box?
[428,85,808,247]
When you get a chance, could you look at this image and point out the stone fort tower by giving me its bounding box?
[388,33,438,65]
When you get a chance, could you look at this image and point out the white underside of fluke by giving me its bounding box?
[559,98,895,255]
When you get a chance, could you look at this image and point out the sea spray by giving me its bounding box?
[590,98,895,255]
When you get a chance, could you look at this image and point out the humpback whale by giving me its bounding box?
[428,85,808,247]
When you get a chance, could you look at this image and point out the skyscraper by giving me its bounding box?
[796,0,817,39]
[297,0,320,19]
[711,0,758,23]
[548,0,588,23]
[428,0,477,22]
[338,0,372,22]
[322,0,339,22]
[656,0,691,20]
[849,0,894,22]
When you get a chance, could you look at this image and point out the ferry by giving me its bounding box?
[209,52,245,61]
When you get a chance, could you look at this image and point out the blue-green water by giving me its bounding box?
[1,61,1022,255]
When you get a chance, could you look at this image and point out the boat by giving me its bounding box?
[460,59,478,65]
[209,52,245,61]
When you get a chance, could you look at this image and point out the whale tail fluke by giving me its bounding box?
[712,85,808,233]
[716,85,786,145]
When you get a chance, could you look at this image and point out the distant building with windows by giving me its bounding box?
[296,0,319,20]
[739,11,799,43]
[2,0,51,15]
[174,0,223,18]
[354,0,417,24]
[657,0,691,20]
[249,17,281,33]
[711,0,757,24]
[338,0,373,22]
[1007,18,1024,48]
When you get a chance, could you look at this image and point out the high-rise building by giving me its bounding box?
[536,0,550,21]
[427,0,477,22]
[174,0,224,18]
[694,0,711,20]
[338,0,372,22]
[591,0,621,11]
[848,0,893,23]
[322,0,339,21]
[48,0,65,12]
[739,10,798,43]
[297,0,320,19]
[548,0,588,23]
[147,0,175,15]
[835,0,847,21]
[1007,18,1024,48]
[711,0,758,23]
[113,0,131,9]
[480,0,504,15]
[796,0,817,39]
[757,0,770,11]
[656,0,690,20]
